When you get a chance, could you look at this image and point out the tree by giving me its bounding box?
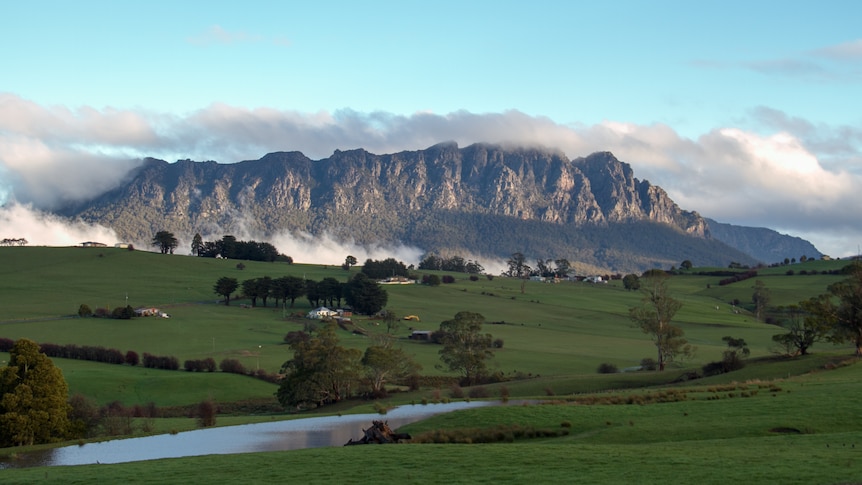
[622,273,641,291]
[824,263,862,355]
[680,260,693,270]
[214,276,239,305]
[629,273,691,371]
[151,231,178,254]
[437,311,494,385]
[318,277,343,308]
[0,339,71,446]
[361,345,421,398]
[272,275,306,308]
[277,324,361,409]
[191,233,203,256]
[344,255,357,270]
[506,252,530,278]
[242,278,261,307]
[772,301,832,356]
[553,258,571,278]
[343,273,388,315]
[752,280,771,321]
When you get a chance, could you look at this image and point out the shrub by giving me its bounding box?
[219,358,246,375]
[640,358,657,371]
[77,304,93,317]
[449,385,465,398]
[197,399,217,427]
[125,350,139,366]
[0,337,14,352]
[469,274,479,281]
[597,362,618,374]
[493,338,505,349]
[442,275,456,284]
[422,274,441,286]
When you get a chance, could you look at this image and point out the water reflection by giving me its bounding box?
[1,401,501,468]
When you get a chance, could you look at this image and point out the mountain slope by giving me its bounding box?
[61,143,763,272]
[705,218,823,264]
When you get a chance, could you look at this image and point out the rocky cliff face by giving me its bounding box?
[62,142,757,272]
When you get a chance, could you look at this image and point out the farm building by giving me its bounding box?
[307,307,337,319]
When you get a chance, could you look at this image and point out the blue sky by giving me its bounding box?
[1,0,861,259]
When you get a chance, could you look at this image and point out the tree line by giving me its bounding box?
[214,272,388,315]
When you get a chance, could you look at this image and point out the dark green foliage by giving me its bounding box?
[437,311,494,386]
[361,258,408,279]
[271,275,305,307]
[423,274,441,286]
[214,276,239,305]
[0,339,71,446]
[361,345,421,398]
[191,233,203,256]
[597,362,619,374]
[111,305,135,319]
[505,252,531,278]
[640,358,657,371]
[772,302,832,356]
[343,273,388,315]
[198,235,283,262]
[277,324,361,409]
[151,230,178,254]
[77,303,92,317]
[442,275,456,284]
[622,273,640,291]
[703,336,750,376]
[824,263,862,355]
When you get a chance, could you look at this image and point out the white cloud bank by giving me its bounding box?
[1,92,860,258]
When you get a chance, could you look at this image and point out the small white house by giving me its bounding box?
[307,307,337,319]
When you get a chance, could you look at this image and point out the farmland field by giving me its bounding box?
[1,246,860,483]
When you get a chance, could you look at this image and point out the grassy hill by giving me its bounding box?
[0,246,854,405]
[1,246,861,482]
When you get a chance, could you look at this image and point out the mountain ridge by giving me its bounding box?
[58,142,818,272]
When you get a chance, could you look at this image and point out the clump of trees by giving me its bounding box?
[195,234,291,262]
[361,258,409,279]
[771,262,862,356]
[343,273,388,315]
[277,324,421,409]
[418,254,484,274]
[0,339,71,446]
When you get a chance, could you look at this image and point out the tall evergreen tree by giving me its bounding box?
[0,339,71,446]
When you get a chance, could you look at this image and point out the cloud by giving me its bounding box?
[186,25,290,47]
[694,38,862,83]
[187,25,263,45]
[811,39,862,60]
[0,203,120,247]
[1,93,860,257]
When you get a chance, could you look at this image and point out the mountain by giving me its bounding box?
[705,218,822,265]
[60,142,775,272]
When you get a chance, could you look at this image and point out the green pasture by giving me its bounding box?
[0,247,854,408]
[4,359,862,484]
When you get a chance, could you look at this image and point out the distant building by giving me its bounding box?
[81,241,107,248]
